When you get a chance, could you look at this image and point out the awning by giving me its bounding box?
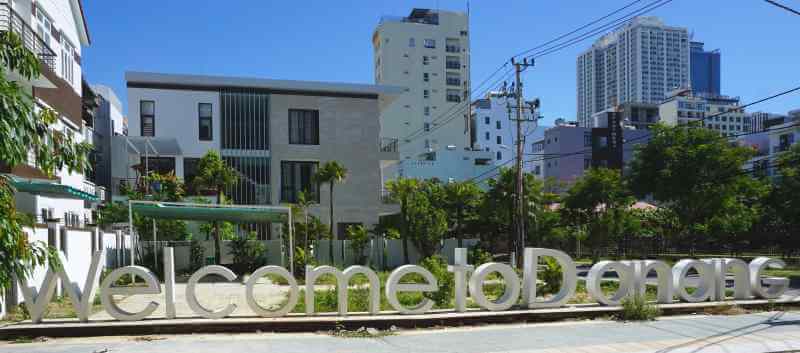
[130,201,288,223]
[10,177,99,202]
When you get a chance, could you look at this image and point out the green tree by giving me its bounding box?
[0,31,92,289]
[442,181,482,247]
[193,151,238,264]
[762,144,800,256]
[481,168,558,252]
[409,181,449,258]
[628,124,759,254]
[562,168,637,260]
[313,161,347,265]
[346,224,370,265]
[386,178,420,264]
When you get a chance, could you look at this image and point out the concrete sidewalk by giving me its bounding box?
[4,311,800,353]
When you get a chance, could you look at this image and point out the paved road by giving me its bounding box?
[7,312,800,353]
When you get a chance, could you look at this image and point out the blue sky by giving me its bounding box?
[82,0,799,125]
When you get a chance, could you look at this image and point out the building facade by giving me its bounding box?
[1,0,100,225]
[577,17,690,127]
[471,93,545,172]
[690,41,721,96]
[659,90,748,136]
[531,123,650,190]
[87,84,124,202]
[121,72,402,237]
[373,8,470,156]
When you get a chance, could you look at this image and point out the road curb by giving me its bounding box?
[1,299,797,339]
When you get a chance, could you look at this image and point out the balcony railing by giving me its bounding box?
[446,95,462,103]
[445,45,460,53]
[446,62,461,70]
[0,3,57,73]
[446,78,461,86]
[380,138,399,153]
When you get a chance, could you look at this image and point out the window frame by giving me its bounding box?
[288,109,320,145]
[280,161,320,203]
[140,100,155,137]
[198,103,213,141]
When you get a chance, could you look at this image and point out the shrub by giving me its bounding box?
[230,232,266,274]
[419,255,453,308]
[468,245,492,265]
[616,295,661,321]
[346,225,370,265]
[537,257,563,295]
[189,240,205,271]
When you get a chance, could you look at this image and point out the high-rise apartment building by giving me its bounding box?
[690,42,721,96]
[577,17,690,128]
[373,8,470,159]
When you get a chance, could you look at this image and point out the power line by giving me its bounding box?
[469,86,800,184]
[764,0,800,15]
[530,0,675,59]
[511,0,650,58]
[399,0,676,147]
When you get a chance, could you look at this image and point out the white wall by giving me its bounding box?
[127,87,222,156]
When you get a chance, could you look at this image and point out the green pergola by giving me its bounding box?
[128,200,294,273]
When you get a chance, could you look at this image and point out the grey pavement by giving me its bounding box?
[4,311,800,353]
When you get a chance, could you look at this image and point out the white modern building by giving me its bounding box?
[373,8,492,182]
[472,92,545,172]
[118,71,403,238]
[577,16,690,128]
[659,90,748,136]
[1,0,100,226]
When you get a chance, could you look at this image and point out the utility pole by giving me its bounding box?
[510,57,534,268]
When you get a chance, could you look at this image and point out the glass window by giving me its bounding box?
[496,136,502,144]
[140,100,155,136]
[280,161,319,203]
[423,72,429,82]
[496,151,502,160]
[423,90,430,99]
[409,38,415,47]
[496,121,501,129]
[485,132,490,140]
[198,103,213,141]
[183,158,201,195]
[140,157,175,175]
[424,106,430,116]
[424,39,436,48]
[424,122,431,132]
[289,109,320,145]
[484,117,490,124]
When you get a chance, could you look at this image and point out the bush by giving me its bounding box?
[537,257,563,295]
[616,295,661,321]
[230,232,266,274]
[419,255,453,308]
[189,240,205,271]
[468,245,492,265]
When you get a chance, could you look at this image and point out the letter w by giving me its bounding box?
[17,251,105,323]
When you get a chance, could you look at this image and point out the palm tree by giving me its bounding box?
[444,181,482,247]
[313,161,347,265]
[386,178,419,264]
[194,151,238,264]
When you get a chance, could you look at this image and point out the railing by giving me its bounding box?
[446,94,462,103]
[96,185,107,201]
[380,138,399,153]
[82,180,96,197]
[446,78,461,86]
[445,45,460,53]
[446,61,461,70]
[0,3,57,73]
